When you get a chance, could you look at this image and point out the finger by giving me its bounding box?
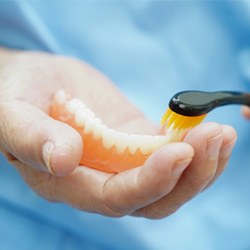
[206,124,237,188]
[0,100,82,176]
[134,122,223,219]
[102,142,194,216]
[241,106,250,119]
[45,142,194,217]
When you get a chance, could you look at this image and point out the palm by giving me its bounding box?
[11,53,157,134]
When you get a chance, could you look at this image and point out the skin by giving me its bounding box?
[0,47,237,219]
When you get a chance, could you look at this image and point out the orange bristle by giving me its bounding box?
[161,108,206,131]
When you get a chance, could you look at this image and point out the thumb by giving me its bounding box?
[0,100,83,176]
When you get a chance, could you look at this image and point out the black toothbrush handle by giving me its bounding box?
[169,91,250,116]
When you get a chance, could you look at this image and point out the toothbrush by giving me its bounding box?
[161,90,250,132]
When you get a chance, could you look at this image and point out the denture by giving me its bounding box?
[50,90,184,173]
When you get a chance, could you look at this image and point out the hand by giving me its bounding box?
[0,48,237,218]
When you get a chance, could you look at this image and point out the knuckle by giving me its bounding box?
[186,171,214,192]
[102,203,126,218]
[101,176,129,218]
[30,175,57,202]
[74,194,125,218]
[102,192,127,218]
[76,198,90,212]
[138,205,180,220]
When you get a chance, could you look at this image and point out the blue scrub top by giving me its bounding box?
[1,1,250,249]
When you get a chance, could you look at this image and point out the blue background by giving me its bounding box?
[1,1,250,249]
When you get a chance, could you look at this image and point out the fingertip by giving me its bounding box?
[241,106,250,119]
[50,141,82,177]
[220,125,237,160]
[221,124,237,142]
[149,142,194,165]
[140,142,194,182]
[102,143,195,214]
[43,124,83,176]
[1,101,83,176]
[185,122,223,140]
[133,142,194,206]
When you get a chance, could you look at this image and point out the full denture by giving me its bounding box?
[50,90,182,173]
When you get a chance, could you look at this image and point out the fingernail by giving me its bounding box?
[42,141,56,174]
[206,134,223,160]
[221,141,236,159]
[172,158,192,177]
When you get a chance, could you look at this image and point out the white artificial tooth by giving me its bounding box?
[75,109,104,128]
[84,119,95,134]
[100,124,108,132]
[84,109,95,119]
[139,135,154,154]
[102,128,117,149]
[167,129,181,141]
[75,110,88,127]
[66,98,86,114]
[92,123,104,139]
[115,132,130,154]
[93,117,102,125]
[128,134,142,154]
[155,136,172,150]
[147,136,162,152]
[55,90,67,104]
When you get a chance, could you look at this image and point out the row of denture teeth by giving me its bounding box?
[55,90,173,155]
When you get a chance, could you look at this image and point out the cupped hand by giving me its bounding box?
[0,48,237,218]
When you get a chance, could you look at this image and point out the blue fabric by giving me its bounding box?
[1,1,250,249]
